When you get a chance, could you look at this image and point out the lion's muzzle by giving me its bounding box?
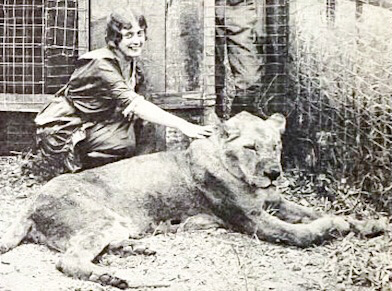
[264,166,281,181]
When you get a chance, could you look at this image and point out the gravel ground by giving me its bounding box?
[0,156,391,291]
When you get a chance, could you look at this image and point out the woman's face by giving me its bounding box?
[116,23,146,59]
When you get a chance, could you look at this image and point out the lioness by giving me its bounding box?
[0,112,386,289]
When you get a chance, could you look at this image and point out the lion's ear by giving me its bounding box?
[224,126,240,142]
[266,113,286,134]
[218,120,241,142]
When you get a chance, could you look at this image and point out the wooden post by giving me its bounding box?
[78,0,89,54]
[326,0,336,26]
[202,0,217,124]
[356,0,364,20]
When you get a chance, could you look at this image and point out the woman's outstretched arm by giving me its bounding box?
[124,97,214,139]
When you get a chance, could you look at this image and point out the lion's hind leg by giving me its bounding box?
[57,216,170,289]
[56,203,157,289]
[56,217,133,289]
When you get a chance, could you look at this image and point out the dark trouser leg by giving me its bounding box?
[78,120,136,169]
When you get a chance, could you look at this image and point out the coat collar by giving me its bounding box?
[79,47,118,60]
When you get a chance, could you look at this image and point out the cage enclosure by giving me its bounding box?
[0,0,217,153]
[287,0,392,211]
[0,0,290,153]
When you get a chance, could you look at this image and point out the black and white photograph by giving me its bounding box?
[0,0,391,290]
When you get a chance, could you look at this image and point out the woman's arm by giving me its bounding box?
[124,97,214,139]
[86,58,213,138]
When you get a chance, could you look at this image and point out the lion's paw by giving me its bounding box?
[89,273,128,289]
[345,216,389,237]
[107,239,156,257]
[332,217,350,232]
[0,242,10,255]
[358,217,389,237]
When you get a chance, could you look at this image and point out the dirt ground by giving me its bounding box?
[0,156,391,291]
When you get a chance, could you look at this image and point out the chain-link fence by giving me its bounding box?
[287,0,392,209]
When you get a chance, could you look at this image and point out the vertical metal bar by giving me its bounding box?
[284,0,290,113]
[53,0,58,49]
[203,0,216,99]
[88,0,91,51]
[32,0,35,94]
[12,2,15,94]
[22,0,26,95]
[42,0,46,94]
[63,0,68,56]
[164,1,168,93]
[73,0,77,56]
[2,0,7,94]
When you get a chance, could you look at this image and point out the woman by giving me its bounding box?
[35,9,213,173]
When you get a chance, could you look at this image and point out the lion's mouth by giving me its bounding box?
[257,169,282,188]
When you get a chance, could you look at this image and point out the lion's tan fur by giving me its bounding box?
[0,112,386,289]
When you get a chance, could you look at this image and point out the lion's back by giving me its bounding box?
[26,150,201,249]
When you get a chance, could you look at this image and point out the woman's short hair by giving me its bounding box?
[105,8,148,47]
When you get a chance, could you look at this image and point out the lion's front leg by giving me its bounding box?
[275,198,321,223]
[252,211,350,247]
[346,216,389,237]
[258,188,321,223]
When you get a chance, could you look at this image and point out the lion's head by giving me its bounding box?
[218,112,285,188]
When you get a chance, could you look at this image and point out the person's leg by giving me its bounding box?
[78,120,136,169]
[28,127,79,179]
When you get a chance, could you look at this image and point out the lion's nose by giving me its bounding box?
[265,167,281,181]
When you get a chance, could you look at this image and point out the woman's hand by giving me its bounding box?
[178,122,215,139]
[128,98,215,138]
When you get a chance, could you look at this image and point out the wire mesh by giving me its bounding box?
[288,0,392,202]
[0,0,89,98]
[45,0,81,93]
[0,0,88,152]
[0,0,46,95]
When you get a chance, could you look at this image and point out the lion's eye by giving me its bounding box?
[244,144,257,151]
[273,144,282,152]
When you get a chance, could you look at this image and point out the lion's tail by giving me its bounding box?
[0,208,33,254]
